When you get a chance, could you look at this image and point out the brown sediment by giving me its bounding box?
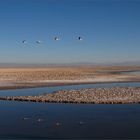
[0,66,140,90]
[1,87,140,104]
[0,66,140,81]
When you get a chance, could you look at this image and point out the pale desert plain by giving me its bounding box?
[0,65,140,104]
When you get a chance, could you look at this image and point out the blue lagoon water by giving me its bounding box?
[0,82,140,97]
[0,82,140,139]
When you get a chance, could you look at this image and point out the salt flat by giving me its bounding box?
[0,66,140,89]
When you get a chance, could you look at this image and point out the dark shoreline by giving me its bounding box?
[1,97,139,104]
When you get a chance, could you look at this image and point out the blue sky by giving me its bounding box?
[0,0,140,64]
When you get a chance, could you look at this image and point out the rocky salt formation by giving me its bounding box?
[1,87,140,104]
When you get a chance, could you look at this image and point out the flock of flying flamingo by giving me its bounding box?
[22,36,83,45]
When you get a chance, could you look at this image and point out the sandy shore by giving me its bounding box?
[0,66,140,90]
[1,87,140,104]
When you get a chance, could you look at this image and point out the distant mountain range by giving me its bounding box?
[0,61,140,67]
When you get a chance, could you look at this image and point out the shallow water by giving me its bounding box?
[0,82,140,139]
[128,71,140,75]
[0,82,140,97]
[121,70,140,75]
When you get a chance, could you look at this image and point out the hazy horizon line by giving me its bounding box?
[0,61,140,67]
